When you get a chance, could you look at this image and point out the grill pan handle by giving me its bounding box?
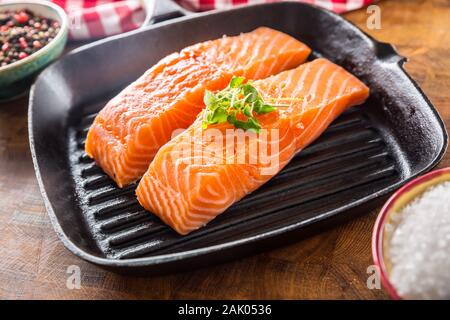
[142,0,193,27]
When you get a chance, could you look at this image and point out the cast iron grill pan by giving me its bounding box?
[29,2,447,274]
[69,103,396,260]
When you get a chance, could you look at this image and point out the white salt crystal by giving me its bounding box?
[387,181,450,300]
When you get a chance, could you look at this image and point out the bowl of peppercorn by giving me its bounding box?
[0,0,68,100]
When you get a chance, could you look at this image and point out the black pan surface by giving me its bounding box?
[29,2,447,274]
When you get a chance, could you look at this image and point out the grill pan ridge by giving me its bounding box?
[29,2,448,274]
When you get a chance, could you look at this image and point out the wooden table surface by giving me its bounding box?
[0,0,448,300]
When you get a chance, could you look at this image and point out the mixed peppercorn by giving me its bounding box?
[0,9,60,67]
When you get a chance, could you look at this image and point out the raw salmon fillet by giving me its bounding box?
[85,27,311,187]
[136,58,370,235]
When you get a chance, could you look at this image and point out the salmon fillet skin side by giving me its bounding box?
[85,27,311,187]
[136,58,370,235]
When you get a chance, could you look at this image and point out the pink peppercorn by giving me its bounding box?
[18,52,28,59]
[33,41,42,49]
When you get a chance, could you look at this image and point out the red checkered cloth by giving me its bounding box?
[178,0,374,12]
[48,0,374,40]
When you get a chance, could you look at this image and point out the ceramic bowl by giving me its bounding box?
[0,0,68,99]
[372,167,450,299]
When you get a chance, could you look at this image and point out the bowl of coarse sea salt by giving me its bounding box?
[373,167,450,300]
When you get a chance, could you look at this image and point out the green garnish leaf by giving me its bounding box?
[242,84,259,103]
[243,104,253,117]
[233,118,262,132]
[227,114,236,125]
[229,76,244,88]
[201,76,278,133]
[258,104,276,114]
[203,90,216,107]
[211,108,228,123]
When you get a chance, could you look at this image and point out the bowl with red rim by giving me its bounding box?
[372,167,450,299]
[0,0,68,99]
